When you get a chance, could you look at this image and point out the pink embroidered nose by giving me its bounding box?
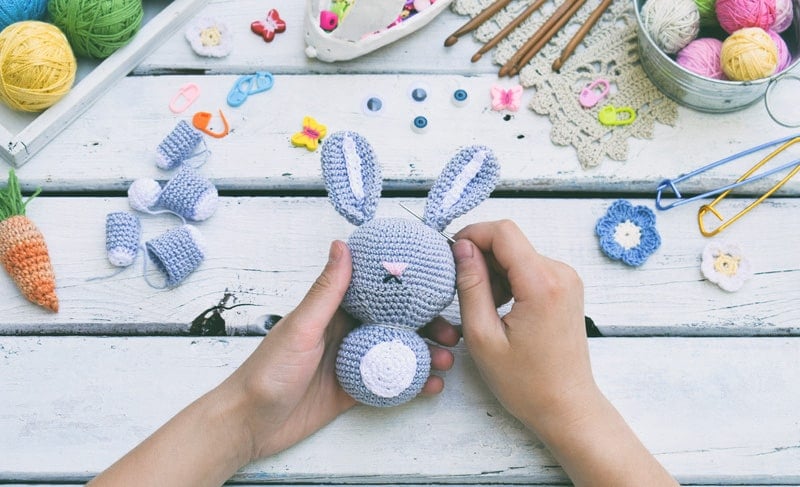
[382,262,408,277]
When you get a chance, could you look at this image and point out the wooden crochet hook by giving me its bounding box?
[471,0,548,62]
[444,0,512,47]
[552,0,612,71]
[499,0,587,77]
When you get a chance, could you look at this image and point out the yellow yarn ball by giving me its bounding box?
[0,20,77,112]
[720,27,778,81]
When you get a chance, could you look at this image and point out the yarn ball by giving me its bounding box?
[721,27,778,81]
[715,0,776,34]
[677,37,726,79]
[0,21,76,112]
[641,0,701,54]
[772,0,794,32]
[693,0,719,27]
[48,0,144,59]
[0,0,47,31]
[766,29,792,72]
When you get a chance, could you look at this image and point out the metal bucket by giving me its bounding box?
[633,0,800,116]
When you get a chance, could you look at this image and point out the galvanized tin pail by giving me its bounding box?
[633,0,800,121]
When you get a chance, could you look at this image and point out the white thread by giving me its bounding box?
[441,150,487,212]
[343,135,365,201]
[359,340,417,398]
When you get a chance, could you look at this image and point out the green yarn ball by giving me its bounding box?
[48,0,144,59]
[693,0,718,27]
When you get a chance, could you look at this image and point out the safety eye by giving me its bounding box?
[452,88,468,107]
[362,95,385,116]
[408,82,430,103]
[411,115,428,133]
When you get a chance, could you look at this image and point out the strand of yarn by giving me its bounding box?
[677,38,725,79]
[0,0,47,30]
[715,0,776,34]
[48,0,144,59]
[641,0,701,54]
[721,27,778,81]
[0,21,76,112]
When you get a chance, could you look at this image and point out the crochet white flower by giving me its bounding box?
[701,241,752,292]
[185,17,233,58]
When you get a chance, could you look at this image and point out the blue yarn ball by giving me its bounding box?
[0,0,48,31]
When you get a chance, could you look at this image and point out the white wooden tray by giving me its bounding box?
[0,0,209,167]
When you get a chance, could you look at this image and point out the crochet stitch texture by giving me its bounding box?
[321,130,499,407]
[128,166,218,222]
[595,199,661,266]
[145,224,205,287]
[105,211,141,267]
[156,120,203,170]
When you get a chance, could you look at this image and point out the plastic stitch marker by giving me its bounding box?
[169,83,200,113]
[598,105,635,126]
[697,135,800,237]
[579,78,609,108]
[655,133,800,212]
[227,71,275,107]
[193,110,230,139]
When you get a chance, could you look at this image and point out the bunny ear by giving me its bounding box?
[321,131,382,226]
[423,145,499,231]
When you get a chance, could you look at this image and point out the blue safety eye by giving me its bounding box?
[411,115,428,133]
[362,95,385,116]
[408,82,430,103]
[452,89,468,107]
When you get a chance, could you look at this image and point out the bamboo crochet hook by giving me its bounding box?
[552,0,613,71]
[501,0,588,77]
[444,0,512,46]
[471,0,549,62]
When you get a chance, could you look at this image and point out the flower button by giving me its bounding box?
[185,17,233,58]
[595,200,661,266]
[200,26,222,47]
[701,241,752,292]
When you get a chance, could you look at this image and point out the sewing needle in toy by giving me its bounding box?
[398,203,456,244]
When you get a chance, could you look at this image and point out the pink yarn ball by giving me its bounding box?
[766,29,792,72]
[716,0,776,34]
[772,0,793,32]
[677,37,726,79]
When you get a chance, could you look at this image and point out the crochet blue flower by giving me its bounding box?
[595,200,661,266]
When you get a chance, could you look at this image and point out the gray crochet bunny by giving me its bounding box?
[321,131,500,407]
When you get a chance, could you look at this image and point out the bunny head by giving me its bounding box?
[321,131,499,407]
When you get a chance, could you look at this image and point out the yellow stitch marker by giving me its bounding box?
[598,105,636,126]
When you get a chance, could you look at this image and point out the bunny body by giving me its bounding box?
[321,131,499,407]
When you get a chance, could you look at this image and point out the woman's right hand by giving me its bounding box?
[451,220,677,486]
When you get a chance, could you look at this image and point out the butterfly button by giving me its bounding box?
[251,9,286,42]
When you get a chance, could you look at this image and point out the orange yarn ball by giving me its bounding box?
[0,21,77,112]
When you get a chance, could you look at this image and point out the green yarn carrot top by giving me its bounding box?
[0,170,58,312]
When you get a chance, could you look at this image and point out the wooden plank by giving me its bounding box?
[0,196,796,336]
[11,73,800,195]
[2,336,799,484]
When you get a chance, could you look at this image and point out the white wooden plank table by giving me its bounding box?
[1,1,799,485]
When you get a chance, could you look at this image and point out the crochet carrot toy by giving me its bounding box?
[0,170,58,312]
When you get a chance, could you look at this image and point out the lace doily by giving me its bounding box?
[451,0,679,168]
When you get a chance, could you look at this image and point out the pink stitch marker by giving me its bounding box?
[169,83,200,114]
[579,78,610,108]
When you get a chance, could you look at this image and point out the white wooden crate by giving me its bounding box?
[0,0,208,167]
